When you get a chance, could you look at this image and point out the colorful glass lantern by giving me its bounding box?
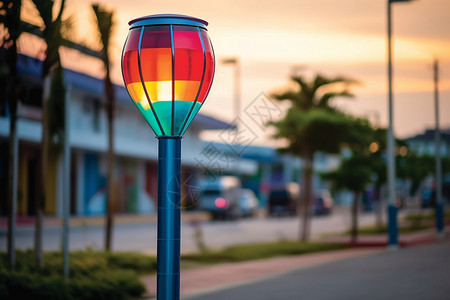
[122,14,214,300]
[122,14,215,137]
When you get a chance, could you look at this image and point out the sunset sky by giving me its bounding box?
[20,0,450,144]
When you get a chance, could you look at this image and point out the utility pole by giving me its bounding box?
[433,59,444,240]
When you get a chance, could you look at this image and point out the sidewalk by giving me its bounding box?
[141,225,449,299]
[322,227,440,248]
[0,211,210,229]
[141,248,382,299]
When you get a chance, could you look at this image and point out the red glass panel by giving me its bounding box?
[123,51,140,84]
[197,29,214,103]
[122,28,141,85]
[124,28,141,52]
[141,25,171,49]
[173,26,203,101]
[173,26,202,50]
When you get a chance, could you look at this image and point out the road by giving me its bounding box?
[187,239,450,300]
[0,210,393,254]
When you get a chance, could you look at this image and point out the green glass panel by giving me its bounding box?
[180,102,201,136]
[152,101,173,135]
[175,101,201,135]
[136,102,163,136]
[136,101,201,137]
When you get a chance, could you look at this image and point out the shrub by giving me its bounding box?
[0,250,157,276]
[0,269,145,300]
[0,250,152,299]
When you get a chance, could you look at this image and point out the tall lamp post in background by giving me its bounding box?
[221,57,241,129]
[386,0,415,249]
[122,14,215,299]
[433,59,444,240]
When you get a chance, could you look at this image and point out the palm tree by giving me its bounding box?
[0,0,22,269]
[270,74,356,241]
[92,3,116,251]
[32,0,67,267]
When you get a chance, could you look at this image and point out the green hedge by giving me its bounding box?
[0,269,144,300]
[0,250,155,300]
[0,250,157,276]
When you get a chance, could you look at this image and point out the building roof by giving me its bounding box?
[405,128,450,143]
[16,54,233,131]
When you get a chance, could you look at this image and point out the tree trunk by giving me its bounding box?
[104,74,115,252]
[300,149,314,242]
[36,75,51,267]
[7,99,18,269]
[351,191,361,243]
[375,185,383,228]
[7,42,19,269]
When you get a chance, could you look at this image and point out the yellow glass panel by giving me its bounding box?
[145,81,172,102]
[175,80,200,102]
[127,80,202,104]
[127,82,145,103]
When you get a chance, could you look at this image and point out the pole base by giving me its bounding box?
[387,204,398,248]
[436,231,445,241]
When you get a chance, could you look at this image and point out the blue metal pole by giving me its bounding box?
[157,137,181,300]
[433,60,444,240]
[387,0,398,249]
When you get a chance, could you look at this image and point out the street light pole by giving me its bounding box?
[433,59,444,240]
[157,137,181,299]
[221,58,241,130]
[122,15,215,299]
[386,0,398,249]
[386,0,416,249]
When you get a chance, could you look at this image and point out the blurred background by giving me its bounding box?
[0,0,449,299]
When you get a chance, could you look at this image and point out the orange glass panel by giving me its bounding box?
[175,80,200,101]
[140,48,173,82]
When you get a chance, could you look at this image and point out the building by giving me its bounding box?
[0,54,232,217]
[405,128,450,157]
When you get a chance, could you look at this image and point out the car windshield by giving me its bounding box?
[202,189,221,196]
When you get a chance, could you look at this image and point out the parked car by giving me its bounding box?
[198,176,241,220]
[268,182,299,216]
[313,190,334,215]
[238,188,259,217]
[421,174,450,208]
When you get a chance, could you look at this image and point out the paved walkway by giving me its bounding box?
[188,238,450,300]
[142,226,448,299]
[322,228,439,247]
[142,248,382,298]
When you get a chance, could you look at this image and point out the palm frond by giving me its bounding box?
[92,3,115,67]
[317,90,354,108]
[31,0,53,28]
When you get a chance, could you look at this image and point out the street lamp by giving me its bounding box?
[221,57,240,130]
[433,59,444,240]
[386,0,415,249]
[121,14,215,299]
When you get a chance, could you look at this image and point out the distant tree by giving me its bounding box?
[322,154,374,243]
[92,3,116,252]
[397,154,450,196]
[367,128,409,227]
[269,74,368,241]
[0,0,22,269]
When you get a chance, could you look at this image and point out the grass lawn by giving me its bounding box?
[404,210,450,222]
[182,241,348,264]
